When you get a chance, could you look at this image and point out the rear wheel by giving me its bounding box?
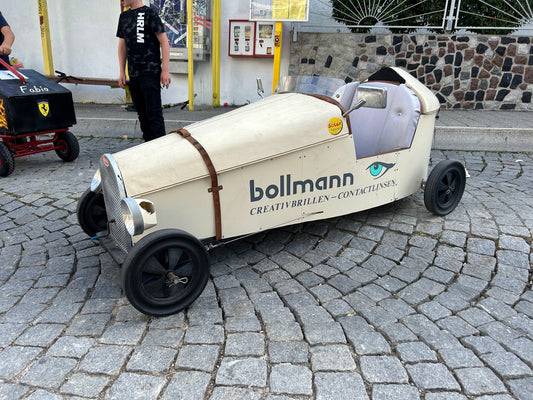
[0,142,15,177]
[76,189,108,237]
[121,229,210,317]
[54,131,79,162]
[424,160,466,216]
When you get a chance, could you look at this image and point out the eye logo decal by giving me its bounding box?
[367,161,395,179]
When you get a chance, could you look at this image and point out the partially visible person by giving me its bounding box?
[117,0,171,141]
[0,11,15,70]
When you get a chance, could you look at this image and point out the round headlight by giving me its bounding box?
[121,198,144,236]
[90,169,102,192]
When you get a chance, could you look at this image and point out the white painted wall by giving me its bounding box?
[0,0,291,107]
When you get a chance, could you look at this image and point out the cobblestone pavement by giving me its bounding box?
[0,137,532,400]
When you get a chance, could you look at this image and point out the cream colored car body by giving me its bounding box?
[107,67,440,245]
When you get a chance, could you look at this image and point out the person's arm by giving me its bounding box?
[0,25,15,56]
[157,32,171,88]
[118,38,127,88]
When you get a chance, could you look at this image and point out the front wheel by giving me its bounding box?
[76,189,108,237]
[0,142,15,177]
[424,160,466,216]
[121,229,210,317]
[54,130,79,162]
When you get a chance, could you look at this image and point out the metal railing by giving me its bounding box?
[301,0,533,33]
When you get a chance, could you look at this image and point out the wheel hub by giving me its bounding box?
[166,271,189,286]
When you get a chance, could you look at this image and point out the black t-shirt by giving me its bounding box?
[116,6,165,77]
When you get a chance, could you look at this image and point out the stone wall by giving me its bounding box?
[289,33,533,110]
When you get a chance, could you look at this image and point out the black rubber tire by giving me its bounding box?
[424,160,466,216]
[0,142,15,177]
[76,188,108,237]
[121,229,210,317]
[54,131,80,162]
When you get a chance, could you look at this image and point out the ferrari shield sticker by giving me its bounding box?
[38,101,50,117]
[328,117,343,135]
[0,99,7,129]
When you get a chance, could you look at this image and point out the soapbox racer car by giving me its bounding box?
[0,60,79,177]
[77,67,466,316]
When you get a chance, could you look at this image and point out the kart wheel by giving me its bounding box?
[121,229,210,317]
[424,160,466,216]
[0,142,15,177]
[54,131,79,162]
[76,188,108,237]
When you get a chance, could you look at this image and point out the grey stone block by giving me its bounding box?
[311,344,357,371]
[316,372,369,400]
[269,341,308,363]
[175,345,220,372]
[104,373,166,400]
[360,356,409,383]
[396,342,438,363]
[20,356,77,389]
[162,371,211,400]
[60,373,110,398]
[406,363,460,391]
[455,367,507,395]
[216,358,267,387]
[372,384,420,400]
[270,364,312,395]
[225,332,265,356]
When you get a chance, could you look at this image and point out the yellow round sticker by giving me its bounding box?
[328,118,343,135]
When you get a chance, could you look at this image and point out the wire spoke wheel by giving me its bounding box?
[121,229,210,316]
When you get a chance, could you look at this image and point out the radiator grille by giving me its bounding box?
[100,154,132,254]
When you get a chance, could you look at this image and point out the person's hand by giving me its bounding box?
[161,71,171,89]
[13,61,23,69]
[0,45,11,56]
[118,73,127,89]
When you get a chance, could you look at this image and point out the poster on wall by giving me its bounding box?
[250,0,309,21]
[149,0,210,60]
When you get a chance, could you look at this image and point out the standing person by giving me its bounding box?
[0,11,15,70]
[117,0,171,141]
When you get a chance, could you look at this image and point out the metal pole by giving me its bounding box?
[272,21,283,93]
[38,0,54,75]
[446,0,457,32]
[212,0,220,107]
[187,0,195,111]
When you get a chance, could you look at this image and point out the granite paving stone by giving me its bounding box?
[406,363,460,391]
[315,372,369,400]
[455,367,507,395]
[372,384,420,400]
[270,364,313,395]
[359,355,409,383]
[215,358,267,387]
[161,371,211,400]
[0,140,531,398]
[311,344,357,371]
[104,373,166,400]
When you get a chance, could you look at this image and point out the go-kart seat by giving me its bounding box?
[349,82,421,158]
[331,82,360,110]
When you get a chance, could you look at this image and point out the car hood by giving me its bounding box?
[112,93,347,197]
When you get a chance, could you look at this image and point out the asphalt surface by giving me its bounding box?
[0,106,532,399]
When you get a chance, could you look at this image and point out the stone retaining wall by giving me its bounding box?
[289,33,533,110]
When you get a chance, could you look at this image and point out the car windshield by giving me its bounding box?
[275,75,345,97]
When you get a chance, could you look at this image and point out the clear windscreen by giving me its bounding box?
[275,76,346,97]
